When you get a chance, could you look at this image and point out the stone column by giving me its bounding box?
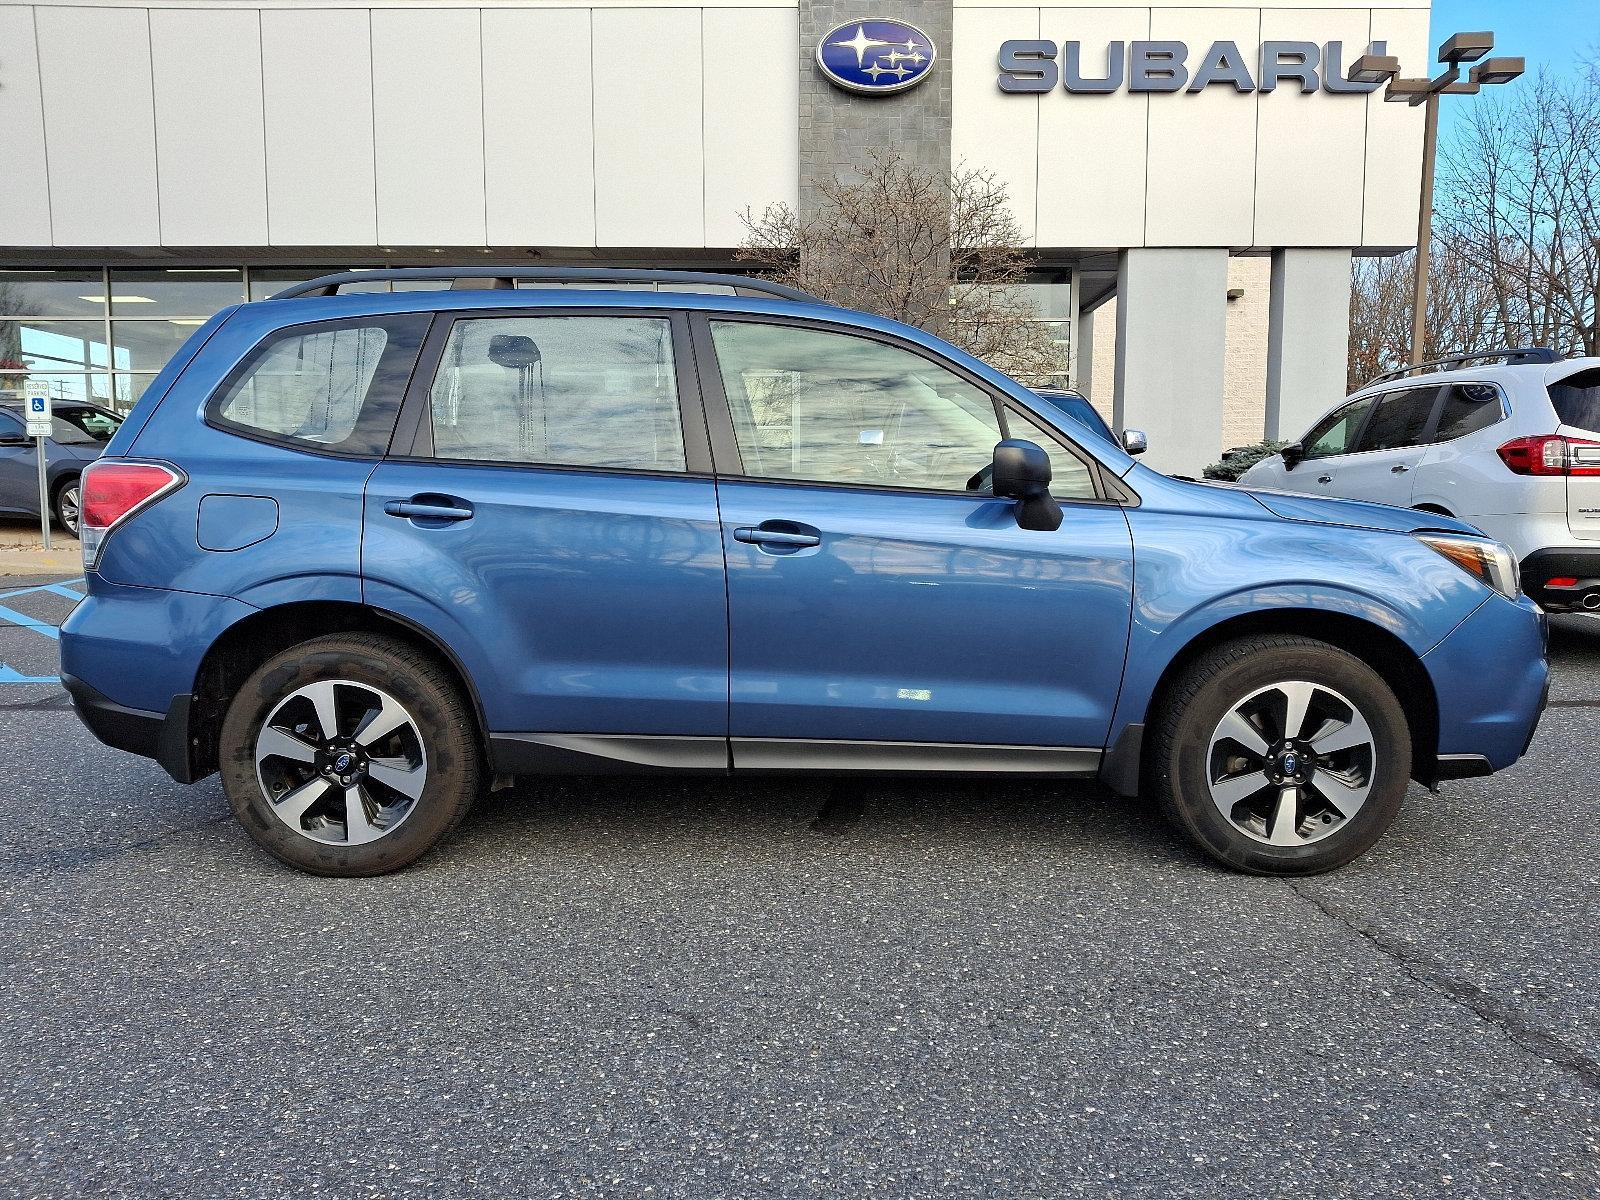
[1265,248,1354,442]
[1113,248,1230,476]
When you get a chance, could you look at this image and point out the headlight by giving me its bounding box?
[1416,533,1521,600]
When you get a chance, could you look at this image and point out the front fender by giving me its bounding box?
[1107,509,1489,752]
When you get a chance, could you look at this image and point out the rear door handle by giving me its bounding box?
[1391,463,1411,474]
[1317,475,1333,484]
[384,499,474,522]
[734,526,821,548]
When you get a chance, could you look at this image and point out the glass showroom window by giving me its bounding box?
[0,268,247,412]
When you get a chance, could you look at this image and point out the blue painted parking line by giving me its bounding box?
[0,577,85,684]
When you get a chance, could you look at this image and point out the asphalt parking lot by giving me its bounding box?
[1,573,1597,1199]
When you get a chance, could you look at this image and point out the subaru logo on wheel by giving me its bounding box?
[817,19,937,95]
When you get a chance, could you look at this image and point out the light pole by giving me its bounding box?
[1350,33,1524,365]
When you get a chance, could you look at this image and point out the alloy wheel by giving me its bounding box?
[1205,680,1376,847]
[254,680,428,846]
[58,485,80,537]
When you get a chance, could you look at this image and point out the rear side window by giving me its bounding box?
[1433,383,1506,442]
[1358,387,1438,451]
[210,315,429,455]
[428,315,686,472]
[1302,396,1375,459]
[1550,368,1600,433]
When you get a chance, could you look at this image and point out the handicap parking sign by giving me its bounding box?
[24,383,52,437]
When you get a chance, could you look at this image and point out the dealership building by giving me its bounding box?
[0,0,1430,473]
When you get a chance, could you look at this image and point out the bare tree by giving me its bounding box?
[738,157,1069,383]
[1437,57,1600,356]
[1348,241,1504,389]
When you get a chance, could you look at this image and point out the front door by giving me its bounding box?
[695,315,1134,766]
[362,310,729,762]
[1334,386,1441,507]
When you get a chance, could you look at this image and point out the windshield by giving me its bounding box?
[1550,367,1600,434]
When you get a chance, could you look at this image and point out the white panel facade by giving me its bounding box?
[0,5,52,246]
[1362,6,1431,248]
[261,8,378,246]
[1252,8,1371,247]
[1035,6,1152,248]
[1144,7,1259,247]
[703,8,801,246]
[483,7,597,247]
[372,8,487,246]
[592,8,705,247]
[151,8,269,247]
[35,6,160,246]
[951,7,1039,242]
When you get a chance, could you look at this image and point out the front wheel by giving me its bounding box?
[219,633,481,876]
[1149,635,1412,875]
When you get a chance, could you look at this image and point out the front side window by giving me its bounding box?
[1003,405,1100,500]
[708,320,1001,492]
[1302,396,1376,460]
[429,315,685,472]
[212,315,429,455]
[1358,387,1439,452]
[1433,383,1506,442]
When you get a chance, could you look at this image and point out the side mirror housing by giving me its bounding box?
[991,439,1063,532]
[1121,429,1148,456]
[1281,441,1305,469]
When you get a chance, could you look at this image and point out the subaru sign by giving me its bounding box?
[817,19,936,95]
[997,39,1388,95]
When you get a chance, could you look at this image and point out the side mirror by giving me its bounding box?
[991,439,1063,532]
[1121,429,1148,456]
[1281,441,1305,470]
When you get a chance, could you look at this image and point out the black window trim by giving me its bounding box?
[1317,379,1509,460]
[203,312,435,461]
[687,309,1130,505]
[389,305,714,477]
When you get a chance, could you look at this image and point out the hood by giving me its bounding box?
[1238,486,1483,538]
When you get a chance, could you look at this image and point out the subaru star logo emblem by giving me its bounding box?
[334,752,353,772]
[817,19,937,95]
[1281,753,1299,775]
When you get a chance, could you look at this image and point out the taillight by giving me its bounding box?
[78,460,185,570]
[1496,434,1600,476]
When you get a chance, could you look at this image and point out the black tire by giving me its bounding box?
[1148,635,1412,875]
[219,633,481,876]
[52,477,81,538]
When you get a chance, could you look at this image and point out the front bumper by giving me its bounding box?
[1520,547,1600,612]
[61,672,200,783]
[1422,593,1549,773]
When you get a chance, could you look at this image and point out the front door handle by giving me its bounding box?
[1391,463,1412,474]
[384,499,474,522]
[1317,474,1333,484]
[734,526,821,549]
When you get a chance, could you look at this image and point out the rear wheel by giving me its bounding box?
[219,634,481,876]
[52,478,81,538]
[1149,635,1412,875]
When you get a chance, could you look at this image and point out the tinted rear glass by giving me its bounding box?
[1433,383,1505,442]
[1549,367,1600,433]
[1359,387,1438,451]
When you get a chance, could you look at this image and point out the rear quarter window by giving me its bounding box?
[208,315,430,456]
[1549,367,1600,434]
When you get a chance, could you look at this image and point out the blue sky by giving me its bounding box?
[1430,0,1598,138]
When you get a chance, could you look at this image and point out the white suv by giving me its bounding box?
[1240,349,1600,612]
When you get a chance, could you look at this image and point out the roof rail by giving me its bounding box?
[268,266,822,305]
[1366,346,1563,388]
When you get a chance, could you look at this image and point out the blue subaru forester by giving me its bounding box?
[60,268,1548,877]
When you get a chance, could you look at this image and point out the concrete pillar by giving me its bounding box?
[1075,305,1096,399]
[1113,248,1229,476]
[1265,248,1353,442]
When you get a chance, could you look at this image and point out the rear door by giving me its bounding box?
[1334,386,1440,507]
[695,313,1134,765]
[1549,366,1600,540]
[362,308,730,765]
